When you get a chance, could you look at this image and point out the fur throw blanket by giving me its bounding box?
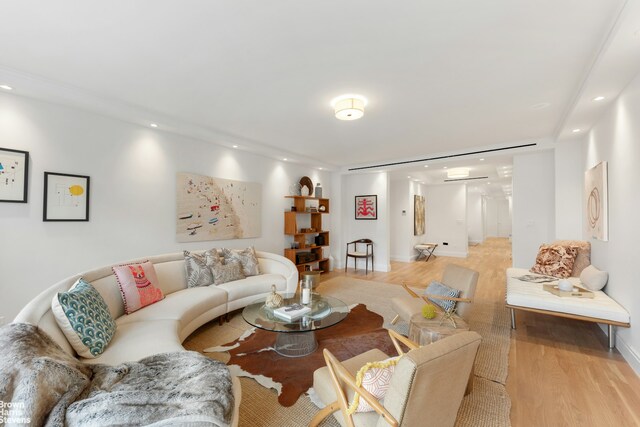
[0,324,234,427]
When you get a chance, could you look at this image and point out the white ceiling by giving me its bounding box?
[0,1,636,168]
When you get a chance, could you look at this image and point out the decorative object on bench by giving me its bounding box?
[345,239,374,274]
[415,243,438,261]
[557,278,574,292]
[506,267,630,349]
[530,244,578,278]
[265,284,284,308]
[309,330,481,427]
[543,283,594,298]
[391,264,479,328]
[552,240,591,276]
[580,265,609,291]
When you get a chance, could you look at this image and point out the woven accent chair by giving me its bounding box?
[310,330,481,427]
[390,264,479,327]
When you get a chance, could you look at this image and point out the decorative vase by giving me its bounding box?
[265,284,284,308]
[315,183,323,198]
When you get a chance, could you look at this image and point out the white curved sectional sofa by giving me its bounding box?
[14,250,298,426]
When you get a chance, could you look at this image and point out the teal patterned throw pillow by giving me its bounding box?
[52,278,117,358]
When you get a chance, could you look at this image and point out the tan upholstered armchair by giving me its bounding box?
[310,330,482,427]
[391,264,479,327]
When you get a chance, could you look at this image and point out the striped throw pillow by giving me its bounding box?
[425,281,460,312]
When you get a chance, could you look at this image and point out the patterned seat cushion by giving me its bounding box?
[530,244,578,278]
[51,279,117,358]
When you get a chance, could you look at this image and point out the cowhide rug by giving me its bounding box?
[205,304,397,406]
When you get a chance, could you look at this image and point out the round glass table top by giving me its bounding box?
[242,293,349,333]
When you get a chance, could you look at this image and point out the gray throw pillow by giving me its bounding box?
[221,247,261,277]
[424,281,460,312]
[183,251,215,288]
[211,259,246,285]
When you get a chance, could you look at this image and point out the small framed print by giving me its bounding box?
[355,195,377,220]
[43,172,90,221]
[0,147,29,203]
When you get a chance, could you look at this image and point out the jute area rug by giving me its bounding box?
[184,277,511,427]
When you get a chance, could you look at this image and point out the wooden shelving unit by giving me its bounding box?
[284,195,330,274]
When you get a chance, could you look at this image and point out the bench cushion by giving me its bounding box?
[506,268,629,324]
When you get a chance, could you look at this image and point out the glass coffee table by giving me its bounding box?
[242,294,349,357]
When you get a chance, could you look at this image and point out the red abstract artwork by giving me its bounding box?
[355,195,377,220]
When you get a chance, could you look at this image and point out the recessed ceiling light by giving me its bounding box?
[530,102,551,110]
[232,145,238,148]
[283,158,288,161]
[593,96,605,101]
[479,158,485,161]
[150,123,158,128]
[407,176,411,179]
[487,182,491,184]
[0,85,12,91]
[572,129,581,133]
[443,166,448,169]
[424,165,429,168]
[318,167,323,170]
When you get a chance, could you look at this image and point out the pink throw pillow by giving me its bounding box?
[113,261,164,314]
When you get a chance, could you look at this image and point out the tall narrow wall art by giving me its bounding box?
[176,172,262,242]
[414,194,425,236]
[585,161,608,241]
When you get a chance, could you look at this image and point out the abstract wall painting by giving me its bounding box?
[176,172,262,242]
[414,194,425,236]
[585,161,608,241]
[43,172,90,221]
[0,147,29,203]
[355,195,377,220]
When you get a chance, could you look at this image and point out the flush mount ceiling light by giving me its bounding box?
[149,123,158,128]
[572,128,581,133]
[593,96,605,101]
[331,94,367,120]
[447,168,470,179]
[0,85,12,91]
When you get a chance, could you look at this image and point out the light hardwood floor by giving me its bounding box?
[323,238,640,426]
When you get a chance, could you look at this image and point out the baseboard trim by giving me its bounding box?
[599,324,640,377]
[469,240,483,245]
[434,250,468,258]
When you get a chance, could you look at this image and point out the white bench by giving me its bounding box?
[506,268,630,348]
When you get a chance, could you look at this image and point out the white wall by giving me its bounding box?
[558,72,640,374]
[342,172,390,271]
[555,139,585,240]
[511,150,555,268]
[0,93,331,321]
[467,190,483,244]
[390,180,427,262]
[424,184,468,258]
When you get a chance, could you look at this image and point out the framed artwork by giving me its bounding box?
[355,195,377,220]
[585,161,608,241]
[43,172,90,221]
[414,195,425,235]
[0,147,29,203]
[176,172,262,242]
